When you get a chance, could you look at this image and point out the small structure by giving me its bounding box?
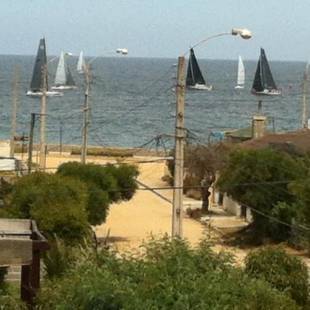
[252,115,267,139]
[0,219,49,307]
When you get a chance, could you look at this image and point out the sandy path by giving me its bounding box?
[36,152,205,250]
[94,161,205,250]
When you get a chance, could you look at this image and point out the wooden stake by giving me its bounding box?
[81,63,90,164]
[172,56,186,237]
[28,113,36,174]
[302,66,309,128]
[9,66,20,157]
[39,65,47,171]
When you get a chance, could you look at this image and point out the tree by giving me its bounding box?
[245,246,308,306]
[37,237,299,309]
[57,162,138,225]
[183,143,231,211]
[217,148,304,241]
[5,172,90,243]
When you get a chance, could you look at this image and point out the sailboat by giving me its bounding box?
[251,48,281,96]
[26,38,63,97]
[51,51,77,90]
[186,48,213,90]
[77,51,85,74]
[235,55,245,89]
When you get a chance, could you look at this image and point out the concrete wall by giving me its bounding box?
[216,193,253,223]
[222,194,242,216]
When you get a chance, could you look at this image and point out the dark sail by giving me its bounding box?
[186,48,206,86]
[30,38,48,92]
[260,48,277,90]
[66,67,75,86]
[252,48,279,95]
[252,59,263,92]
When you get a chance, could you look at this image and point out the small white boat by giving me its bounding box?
[51,51,77,90]
[235,55,245,89]
[27,38,63,97]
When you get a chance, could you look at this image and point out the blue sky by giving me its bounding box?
[0,0,309,61]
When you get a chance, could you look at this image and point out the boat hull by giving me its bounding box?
[26,90,64,97]
[251,89,281,96]
[51,85,77,90]
[188,84,213,91]
[234,85,244,89]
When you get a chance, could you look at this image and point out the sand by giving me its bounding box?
[39,152,205,250]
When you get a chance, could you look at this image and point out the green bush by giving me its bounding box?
[43,237,77,279]
[104,163,139,200]
[57,162,138,225]
[6,172,90,243]
[38,237,299,309]
[217,148,304,241]
[245,246,308,306]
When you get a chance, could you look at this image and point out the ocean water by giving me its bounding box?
[0,55,307,148]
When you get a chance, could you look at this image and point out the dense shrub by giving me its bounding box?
[57,162,138,225]
[217,148,304,241]
[245,246,308,306]
[38,237,299,309]
[43,237,77,279]
[104,163,139,200]
[5,172,90,243]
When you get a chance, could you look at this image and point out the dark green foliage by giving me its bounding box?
[5,172,90,243]
[57,162,138,225]
[43,237,77,279]
[38,237,299,309]
[0,267,8,293]
[217,148,304,241]
[289,178,310,228]
[57,162,119,200]
[87,185,110,225]
[104,164,139,200]
[245,246,308,306]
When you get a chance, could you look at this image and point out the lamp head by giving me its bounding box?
[116,48,128,55]
[231,28,252,39]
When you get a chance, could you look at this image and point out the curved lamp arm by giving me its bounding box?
[88,48,128,65]
[183,28,252,56]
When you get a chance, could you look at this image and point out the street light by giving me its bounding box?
[80,47,128,164]
[184,28,252,55]
[88,48,128,64]
[172,28,252,238]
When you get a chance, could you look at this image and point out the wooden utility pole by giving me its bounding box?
[9,66,20,157]
[302,64,309,128]
[39,65,47,171]
[81,63,90,164]
[172,56,186,237]
[28,113,36,174]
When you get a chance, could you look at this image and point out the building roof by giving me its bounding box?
[241,129,310,154]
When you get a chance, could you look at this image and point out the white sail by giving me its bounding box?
[54,51,66,85]
[77,51,85,73]
[235,55,245,88]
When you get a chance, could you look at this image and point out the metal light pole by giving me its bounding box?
[172,28,252,238]
[80,48,128,164]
